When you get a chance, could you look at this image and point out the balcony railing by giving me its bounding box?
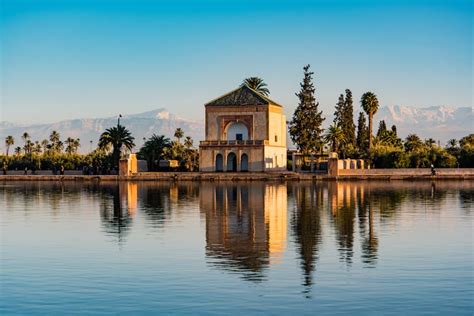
[200,140,268,146]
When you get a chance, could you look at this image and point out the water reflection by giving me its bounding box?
[2,180,472,297]
[99,183,135,245]
[200,183,287,282]
[290,184,322,292]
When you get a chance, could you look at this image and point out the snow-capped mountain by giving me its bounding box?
[0,109,205,153]
[1,105,471,154]
[372,105,472,142]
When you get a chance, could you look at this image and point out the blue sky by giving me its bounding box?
[1,0,472,123]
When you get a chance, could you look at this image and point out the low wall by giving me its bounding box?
[3,170,84,176]
[338,168,474,176]
[1,169,474,182]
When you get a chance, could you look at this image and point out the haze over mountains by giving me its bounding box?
[0,109,205,154]
[372,105,472,141]
[0,106,472,153]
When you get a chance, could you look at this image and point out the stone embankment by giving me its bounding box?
[0,168,473,182]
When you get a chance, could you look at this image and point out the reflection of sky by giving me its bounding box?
[1,181,473,314]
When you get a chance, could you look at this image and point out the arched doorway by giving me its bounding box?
[227,153,237,172]
[240,154,248,172]
[215,154,223,172]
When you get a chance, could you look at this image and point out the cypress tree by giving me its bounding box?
[356,112,369,152]
[334,94,345,126]
[391,125,397,135]
[376,120,387,137]
[342,89,356,146]
[289,64,325,155]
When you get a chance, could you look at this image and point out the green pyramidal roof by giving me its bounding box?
[205,85,282,107]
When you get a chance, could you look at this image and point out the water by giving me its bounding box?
[1,181,473,315]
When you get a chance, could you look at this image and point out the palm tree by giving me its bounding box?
[5,136,14,156]
[241,77,270,96]
[49,131,61,153]
[324,124,346,153]
[74,138,80,153]
[56,140,64,153]
[14,146,22,156]
[99,125,135,167]
[138,134,171,171]
[184,136,193,149]
[174,128,184,143]
[65,137,75,154]
[425,138,436,147]
[22,132,30,143]
[33,141,42,154]
[49,130,60,143]
[447,139,457,148]
[404,134,423,152]
[41,139,49,153]
[360,92,379,151]
[24,140,34,155]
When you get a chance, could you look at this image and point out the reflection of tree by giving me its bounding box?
[328,183,355,266]
[291,184,322,293]
[99,185,133,246]
[140,185,171,229]
[201,183,271,282]
[459,189,473,212]
[357,186,378,267]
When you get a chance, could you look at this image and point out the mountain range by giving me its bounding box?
[0,105,472,153]
[372,105,472,142]
[0,109,205,153]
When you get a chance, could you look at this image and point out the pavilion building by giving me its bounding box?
[199,85,287,172]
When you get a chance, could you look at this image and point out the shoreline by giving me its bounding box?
[1,171,473,182]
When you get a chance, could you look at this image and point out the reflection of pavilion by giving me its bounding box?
[200,183,287,281]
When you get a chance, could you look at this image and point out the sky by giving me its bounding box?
[1,0,472,124]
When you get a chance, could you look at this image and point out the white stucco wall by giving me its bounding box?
[268,109,286,147]
[263,146,287,171]
[226,122,249,140]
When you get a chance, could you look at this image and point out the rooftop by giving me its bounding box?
[205,85,283,107]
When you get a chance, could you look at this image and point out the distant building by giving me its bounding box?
[199,85,287,172]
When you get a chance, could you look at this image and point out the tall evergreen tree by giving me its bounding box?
[333,89,356,156]
[333,94,345,126]
[342,89,356,146]
[356,112,369,151]
[289,65,325,155]
[391,125,397,135]
[376,120,387,137]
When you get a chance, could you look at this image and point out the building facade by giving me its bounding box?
[199,85,287,172]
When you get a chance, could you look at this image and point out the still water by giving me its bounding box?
[1,181,473,315]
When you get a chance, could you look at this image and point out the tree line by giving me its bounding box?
[2,71,473,171]
[287,64,473,168]
[2,126,199,172]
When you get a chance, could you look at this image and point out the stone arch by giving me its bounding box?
[215,153,223,172]
[225,121,249,141]
[240,153,249,172]
[227,152,237,172]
